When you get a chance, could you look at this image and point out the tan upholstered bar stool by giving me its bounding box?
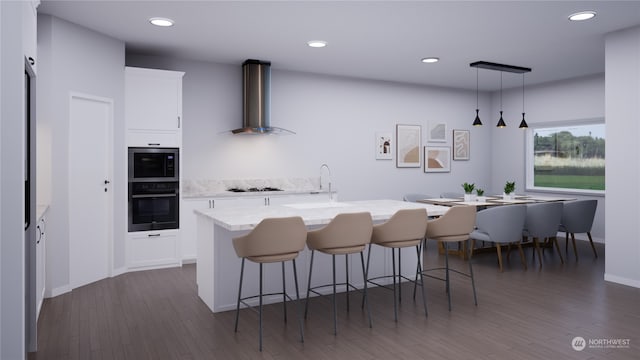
[368,208,429,321]
[305,212,373,335]
[232,216,307,351]
[420,205,477,311]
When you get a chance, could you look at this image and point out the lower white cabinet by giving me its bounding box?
[181,192,329,261]
[35,210,47,319]
[127,230,181,270]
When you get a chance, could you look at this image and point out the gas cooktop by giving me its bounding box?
[227,187,283,193]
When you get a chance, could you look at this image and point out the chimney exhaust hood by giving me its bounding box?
[231,59,294,135]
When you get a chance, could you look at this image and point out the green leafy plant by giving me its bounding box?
[462,182,475,194]
[504,181,516,195]
[476,188,485,196]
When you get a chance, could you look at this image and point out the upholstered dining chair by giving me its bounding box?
[440,192,464,199]
[470,204,527,272]
[559,199,598,260]
[403,193,435,202]
[305,212,373,335]
[232,216,307,351]
[420,205,477,311]
[368,208,429,321]
[523,202,564,269]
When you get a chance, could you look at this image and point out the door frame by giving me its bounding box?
[67,92,114,289]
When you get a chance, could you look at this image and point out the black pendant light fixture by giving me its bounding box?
[496,72,507,128]
[519,73,528,129]
[473,67,482,126]
[470,61,531,128]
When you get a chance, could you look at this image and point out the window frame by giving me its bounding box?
[525,118,605,196]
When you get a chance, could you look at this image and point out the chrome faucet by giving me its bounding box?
[320,163,333,201]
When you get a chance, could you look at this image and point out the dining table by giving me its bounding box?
[416,194,577,259]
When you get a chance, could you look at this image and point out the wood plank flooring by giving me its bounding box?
[30,239,639,359]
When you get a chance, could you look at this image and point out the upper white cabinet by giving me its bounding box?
[22,0,38,73]
[125,67,184,147]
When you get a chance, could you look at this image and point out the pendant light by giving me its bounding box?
[496,72,506,128]
[519,73,528,129]
[473,67,482,126]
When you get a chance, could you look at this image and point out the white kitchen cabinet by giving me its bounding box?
[181,192,328,261]
[22,1,38,73]
[125,67,184,147]
[127,230,181,271]
[35,207,47,319]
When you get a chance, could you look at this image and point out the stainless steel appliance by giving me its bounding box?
[128,147,179,232]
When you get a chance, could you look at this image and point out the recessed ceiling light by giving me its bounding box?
[568,11,596,21]
[149,17,175,27]
[307,40,327,48]
[421,57,439,63]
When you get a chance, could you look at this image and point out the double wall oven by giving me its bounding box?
[128,147,179,232]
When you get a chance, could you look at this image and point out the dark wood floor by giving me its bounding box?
[31,239,639,360]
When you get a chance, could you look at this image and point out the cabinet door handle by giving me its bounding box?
[178,116,181,128]
[148,233,161,237]
[148,143,161,146]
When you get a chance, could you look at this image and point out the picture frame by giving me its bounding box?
[396,124,421,168]
[375,131,393,160]
[424,146,451,172]
[427,122,447,142]
[453,129,470,160]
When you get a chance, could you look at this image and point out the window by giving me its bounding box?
[526,120,605,193]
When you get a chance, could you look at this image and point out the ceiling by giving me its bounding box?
[38,0,640,91]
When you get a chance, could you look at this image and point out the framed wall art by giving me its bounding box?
[427,122,447,142]
[453,129,470,160]
[396,124,421,168]
[424,146,451,173]
[375,131,393,160]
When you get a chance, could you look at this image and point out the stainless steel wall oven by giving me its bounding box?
[128,147,179,232]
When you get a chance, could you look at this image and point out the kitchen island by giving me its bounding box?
[195,199,450,313]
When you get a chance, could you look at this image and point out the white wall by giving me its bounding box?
[604,26,640,288]
[1,2,26,357]
[491,75,606,242]
[126,54,494,201]
[37,15,126,295]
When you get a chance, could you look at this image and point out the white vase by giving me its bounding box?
[477,196,486,202]
[503,192,514,200]
[464,194,476,202]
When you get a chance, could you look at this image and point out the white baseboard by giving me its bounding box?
[111,266,127,277]
[555,232,604,244]
[47,284,71,298]
[182,257,196,265]
[604,273,640,288]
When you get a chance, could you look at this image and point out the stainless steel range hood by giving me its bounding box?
[231,59,294,135]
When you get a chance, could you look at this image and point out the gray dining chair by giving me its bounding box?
[559,199,598,260]
[440,192,463,199]
[470,204,527,272]
[523,202,564,269]
[403,193,434,202]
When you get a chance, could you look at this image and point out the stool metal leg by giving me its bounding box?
[398,249,402,303]
[416,244,428,317]
[234,258,246,332]
[332,254,337,335]
[392,248,398,322]
[304,250,315,319]
[282,262,287,323]
[468,239,478,306]
[345,254,350,312]
[259,263,263,351]
[292,259,304,343]
[360,250,372,328]
[444,242,452,311]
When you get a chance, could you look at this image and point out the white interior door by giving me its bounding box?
[69,93,113,289]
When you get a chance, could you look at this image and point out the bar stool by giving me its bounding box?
[368,208,429,321]
[232,216,307,351]
[420,205,477,311]
[305,212,373,335]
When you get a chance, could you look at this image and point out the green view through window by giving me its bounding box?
[527,121,605,192]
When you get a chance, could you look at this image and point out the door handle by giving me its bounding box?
[104,180,110,185]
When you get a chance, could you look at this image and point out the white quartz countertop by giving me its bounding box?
[194,199,451,231]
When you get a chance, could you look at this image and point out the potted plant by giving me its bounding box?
[462,182,476,201]
[476,188,486,202]
[503,181,516,200]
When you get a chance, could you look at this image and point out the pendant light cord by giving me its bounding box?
[522,73,525,113]
[500,71,503,110]
[476,67,479,109]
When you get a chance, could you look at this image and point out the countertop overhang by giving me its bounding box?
[194,199,451,231]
